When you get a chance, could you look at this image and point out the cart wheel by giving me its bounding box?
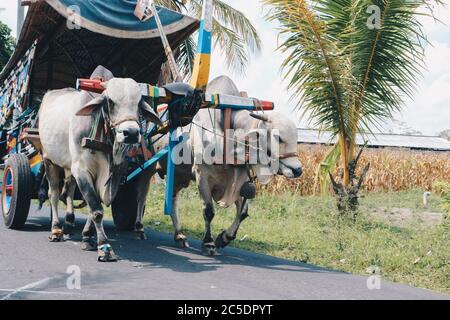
[112,182,137,231]
[1,154,32,229]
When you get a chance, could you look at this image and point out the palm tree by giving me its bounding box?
[156,0,262,77]
[263,0,442,212]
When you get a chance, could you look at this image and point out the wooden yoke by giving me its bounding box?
[72,0,276,218]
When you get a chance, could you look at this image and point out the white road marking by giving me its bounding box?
[0,289,77,296]
[0,277,76,300]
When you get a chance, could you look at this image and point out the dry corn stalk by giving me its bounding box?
[262,145,450,196]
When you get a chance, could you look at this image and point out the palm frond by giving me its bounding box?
[154,0,186,11]
[176,36,197,80]
[314,142,341,195]
[187,0,262,74]
[265,0,443,190]
[211,18,249,72]
[155,0,261,74]
[211,0,261,54]
[315,0,443,134]
[264,0,354,139]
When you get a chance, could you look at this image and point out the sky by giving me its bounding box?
[0,0,449,135]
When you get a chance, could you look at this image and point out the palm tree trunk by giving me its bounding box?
[338,133,350,186]
[348,130,357,172]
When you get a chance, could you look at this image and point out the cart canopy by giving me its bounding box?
[48,0,197,39]
[0,0,199,96]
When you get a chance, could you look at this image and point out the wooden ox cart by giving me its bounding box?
[0,0,274,231]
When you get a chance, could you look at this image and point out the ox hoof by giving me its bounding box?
[97,244,118,262]
[63,222,75,236]
[174,233,190,248]
[48,229,64,242]
[202,242,216,256]
[81,237,97,251]
[215,231,234,249]
[136,231,147,241]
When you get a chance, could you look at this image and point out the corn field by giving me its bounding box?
[263,145,450,196]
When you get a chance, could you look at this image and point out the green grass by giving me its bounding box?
[142,184,450,295]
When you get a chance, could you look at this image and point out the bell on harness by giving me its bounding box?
[163,82,203,128]
[240,181,256,199]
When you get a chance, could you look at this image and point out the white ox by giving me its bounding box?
[148,76,302,254]
[39,69,161,262]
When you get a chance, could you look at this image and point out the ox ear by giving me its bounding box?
[139,99,163,126]
[76,96,106,116]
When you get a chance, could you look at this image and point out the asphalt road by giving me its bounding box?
[0,205,448,300]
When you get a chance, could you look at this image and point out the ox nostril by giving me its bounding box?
[131,128,139,137]
[292,167,303,178]
[122,128,140,143]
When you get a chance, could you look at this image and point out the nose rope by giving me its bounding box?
[278,152,299,160]
[191,121,299,168]
[111,117,140,129]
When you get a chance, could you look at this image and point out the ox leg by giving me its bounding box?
[198,180,216,255]
[44,160,64,242]
[215,197,249,249]
[171,190,189,248]
[135,171,151,240]
[63,171,76,240]
[72,165,117,262]
[81,218,96,251]
[135,204,147,240]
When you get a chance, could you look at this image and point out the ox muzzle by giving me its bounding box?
[115,120,141,145]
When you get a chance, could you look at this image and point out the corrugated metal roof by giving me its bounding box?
[297,129,450,151]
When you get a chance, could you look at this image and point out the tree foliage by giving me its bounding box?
[0,21,15,72]
[439,129,450,141]
[155,0,261,77]
[264,0,442,210]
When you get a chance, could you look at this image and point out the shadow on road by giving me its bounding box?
[23,213,339,276]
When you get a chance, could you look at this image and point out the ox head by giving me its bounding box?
[77,78,162,165]
[249,112,303,184]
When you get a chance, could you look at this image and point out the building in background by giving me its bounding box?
[297,129,450,152]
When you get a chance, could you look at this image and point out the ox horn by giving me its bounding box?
[250,112,270,122]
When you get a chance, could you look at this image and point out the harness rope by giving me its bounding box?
[190,121,265,154]
[191,115,299,161]
[88,108,102,140]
